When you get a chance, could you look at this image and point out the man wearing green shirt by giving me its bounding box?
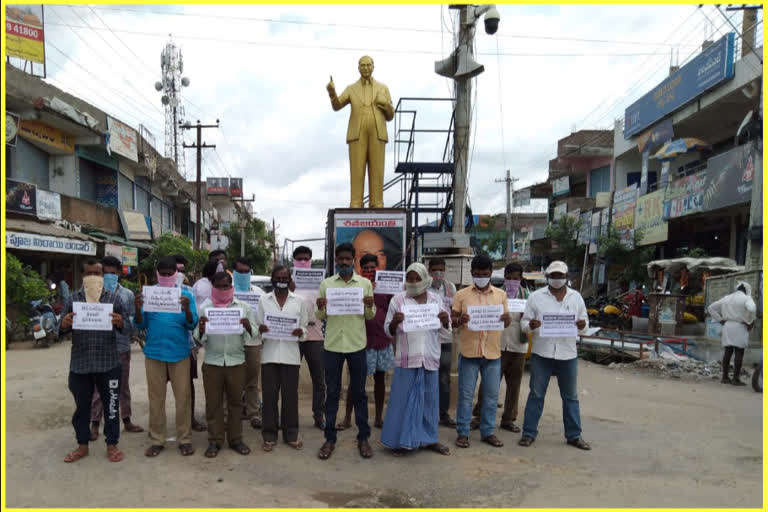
[316,243,376,460]
[194,272,256,458]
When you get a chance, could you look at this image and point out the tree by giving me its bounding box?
[223,216,275,275]
[477,231,507,258]
[545,216,583,268]
[597,226,654,286]
[138,233,209,276]
[6,253,51,325]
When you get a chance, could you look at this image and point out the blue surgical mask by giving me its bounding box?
[103,273,119,292]
[233,271,251,292]
[336,264,353,277]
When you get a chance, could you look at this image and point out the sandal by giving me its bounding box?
[124,422,144,433]
[357,439,373,459]
[518,436,535,447]
[145,445,165,457]
[262,441,276,452]
[481,435,504,448]
[426,443,451,456]
[64,448,88,463]
[229,441,251,455]
[106,445,124,462]
[205,443,220,458]
[566,438,592,451]
[317,441,335,460]
[285,439,304,450]
[500,423,521,433]
[179,443,195,456]
[455,436,470,448]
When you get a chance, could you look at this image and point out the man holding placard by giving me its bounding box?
[256,265,308,452]
[59,258,127,463]
[233,257,264,430]
[135,257,199,457]
[381,262,451,455]
[195,272,256,457]
[427,258,458,428]
[519,261,591,451]
[451,254,511,449]
[315,243,376,460]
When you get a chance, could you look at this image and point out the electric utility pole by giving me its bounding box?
[181,119,219,249]
[232,194,256,257]
[495,169,518,262]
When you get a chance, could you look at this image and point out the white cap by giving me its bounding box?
[545,261,568,275]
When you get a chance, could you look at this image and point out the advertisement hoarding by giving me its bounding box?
[5,5,45,64]
[332,211,407,276]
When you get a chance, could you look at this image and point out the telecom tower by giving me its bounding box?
[155,37,190,177]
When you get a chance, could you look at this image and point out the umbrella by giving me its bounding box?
[651,137,710,161]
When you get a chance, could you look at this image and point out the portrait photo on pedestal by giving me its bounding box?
[331,210,407,276]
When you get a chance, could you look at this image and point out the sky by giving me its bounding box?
[17,3,747,258]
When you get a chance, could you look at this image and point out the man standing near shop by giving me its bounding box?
[427,258,458,428]
[708,281,756,386]
[315,243,376,460]
[135,256,199,457]
[90,256,143,441]
[451,254,510,449]
[519,261,591,450]
[59,258,127,463]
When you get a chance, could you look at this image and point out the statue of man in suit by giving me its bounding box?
[327,56,395,209]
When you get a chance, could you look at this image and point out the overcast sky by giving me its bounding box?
[27,3,745,257]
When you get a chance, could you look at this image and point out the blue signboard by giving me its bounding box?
[624,33,735,139]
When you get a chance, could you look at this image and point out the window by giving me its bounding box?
[151,195,163,221]
[14,138,50,189]
[627,172,657,189]
[118,173,134,210]
[588,166,610,197]
[135,184,150,216]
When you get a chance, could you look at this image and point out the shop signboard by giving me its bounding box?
[18,120,74,153]
[552,176,569,197]
[5,5,46,64]
[612,184,638,248]
[6,231,97,255]
[663,171,706,219]
[206,177,229,195]
[552,202,568,222]
[634,189,668,246]
[701,144,755,212]
[624,33,735,138]
[105,243,123,260]
[6,178,37,216]
[636,117,674,155]
[578,211,592,245]
[122,246,138,266]
[106,116,138,162]
[229,178,243,198]
[36,189,62,220]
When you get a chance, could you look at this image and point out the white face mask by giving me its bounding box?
[548,278,567,289]
[473,277,490,289]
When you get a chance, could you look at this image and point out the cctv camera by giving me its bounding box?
[484,7,500,35]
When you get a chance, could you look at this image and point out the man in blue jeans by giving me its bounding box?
[519,260,591,450]
[451,254,511,449]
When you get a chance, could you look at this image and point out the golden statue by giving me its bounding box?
[327,56,395,209]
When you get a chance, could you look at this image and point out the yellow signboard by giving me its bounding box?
[18,121,74,153]
[635,189,669,246]
[5,5,45,64]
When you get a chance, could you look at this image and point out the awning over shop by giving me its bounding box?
[6,218,100,256]
[86,231,153,250]
[117,209,152,241]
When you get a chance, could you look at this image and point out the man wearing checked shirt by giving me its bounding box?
[315,242,376,460]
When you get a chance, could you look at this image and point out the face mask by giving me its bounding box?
[293,259,312,269]
[473,277,490,289]
[211,286,234,307]
[273,280,290,290]
[361,270,376,282]
[548,278,567,289]
[103,273,119,292]
[157,271,178,288]
[233,271,251,292]
[336,264,353,277]
[430,271,445,284]
[83,275,104,303]
[405,280,429,297]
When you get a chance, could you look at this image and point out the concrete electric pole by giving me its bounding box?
[495,169,519,262]
[435,4,500,234]
[181,119,219,249]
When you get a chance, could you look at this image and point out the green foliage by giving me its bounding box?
[679,247,709,258]
[119,279,140,294]
[138,233,208,275]
[477,231,508,259]
[545,216,583,268]
[6,254,51,324]
[223,217,275,275]
[597,226,655,286]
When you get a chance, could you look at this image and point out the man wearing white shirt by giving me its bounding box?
[256,265,308,452]
[519,261,591,451]
[427,258,458,428]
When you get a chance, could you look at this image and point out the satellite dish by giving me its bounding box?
[161,95,169,105]
[154,81,163,91]
[181,77,190,87]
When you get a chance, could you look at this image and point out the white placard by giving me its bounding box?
[402,303,441,332]
[234,292,260,310]
[142,285,181,313]
[292,268,325,290]
[467,304,504,332]
[72,302,113,331]
[374,270,405,295]
[540,313,578,338]
[264,313,299,341]
[206,307,244,335]
[326,287,364,316]
[507,299,527,313]
[36,189,62,220]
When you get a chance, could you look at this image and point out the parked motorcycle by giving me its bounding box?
[26,299,60,348]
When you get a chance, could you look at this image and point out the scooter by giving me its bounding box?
[27,299,60,348]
